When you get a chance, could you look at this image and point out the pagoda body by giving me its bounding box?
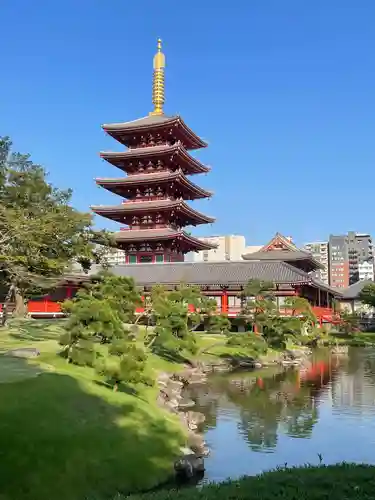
[92,40,215,264]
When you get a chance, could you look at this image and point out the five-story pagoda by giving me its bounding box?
[92,39,216,264]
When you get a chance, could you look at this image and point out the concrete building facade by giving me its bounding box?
[328,234,350,288]
[187,235,246,262]
[347,232,374,284]
[328,232,374,288]
[303,241,329,284]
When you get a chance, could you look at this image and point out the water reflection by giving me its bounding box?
[185,348,375,482]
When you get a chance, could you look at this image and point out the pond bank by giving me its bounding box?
[155,345,314,480]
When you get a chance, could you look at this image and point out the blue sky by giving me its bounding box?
[1,0,375,246]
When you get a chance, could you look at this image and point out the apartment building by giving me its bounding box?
[347,232,374,283]
[303,241,329,284]
[187,235,247,262]
[328,232,374,287]
[328,235,350,288]
[102,247,127,266]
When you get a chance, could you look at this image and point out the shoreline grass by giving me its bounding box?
[125,463,375,500]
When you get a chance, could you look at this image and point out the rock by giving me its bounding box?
[178,398,195,409]
[187,431,207,457]
[5,348,40,359]
[175,368,207,385]
[175,448,205,478]
[212,364,231,373]
[186,411,205,425]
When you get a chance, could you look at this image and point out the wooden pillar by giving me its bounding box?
[66,285,73,299]
[222,290,228,314]
[318,288,321,307]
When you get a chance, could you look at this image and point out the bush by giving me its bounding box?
[227,333,268,355]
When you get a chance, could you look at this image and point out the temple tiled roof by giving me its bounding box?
[91,199,215,225]
[102,115,207,150]
[107,260,313,287]
[102,115,174,130]
[341,280,372,300]
[95,171,212,199]
[242,250,323,271]
[100,143,210,175]
[114,228,215,251]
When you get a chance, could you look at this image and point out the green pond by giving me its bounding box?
[185,348,375,482]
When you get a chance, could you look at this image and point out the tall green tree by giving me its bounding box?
[0,136,112,315]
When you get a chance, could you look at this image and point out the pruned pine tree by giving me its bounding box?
[60,292,125,364]
[207,314,232,335]
[150,284,216,355]
[97,335,152,391]
[60,272,142,364]
[82,271,142,323]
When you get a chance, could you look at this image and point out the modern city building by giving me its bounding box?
[347,232,374,283]
[243,245,263,255]
[102,247,127,266]
[187,235,246,262]
[91,39,216,264]
[328,232,374,287]
[328,234,350,288]
[303,241,329,284]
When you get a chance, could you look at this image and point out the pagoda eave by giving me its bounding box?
[95,172,212,200]
[91,200,215,226]
[99,143,210,175]
[102,115,207,150]
[114,228,216,253]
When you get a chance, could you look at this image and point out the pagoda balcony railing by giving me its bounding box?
[128,142,171,151]
[122,196,171,203]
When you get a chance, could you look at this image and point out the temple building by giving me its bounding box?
[91,39,215,264]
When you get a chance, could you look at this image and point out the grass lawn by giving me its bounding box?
[325,330,375,346]
[126,463,375,500]
[0,319,185,500]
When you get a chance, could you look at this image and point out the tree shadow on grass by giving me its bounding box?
[151,345,188,364]
[7,318,65,342]
[94,379,141,398]
[0,358,184,500]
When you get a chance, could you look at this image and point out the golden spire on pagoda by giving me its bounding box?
[149,38,166,116]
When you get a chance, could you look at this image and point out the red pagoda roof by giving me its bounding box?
[100,143,210,175]
[102,115,207,150]
[95,171,212,200]
[114,227,215,251]
[91,199,215,225]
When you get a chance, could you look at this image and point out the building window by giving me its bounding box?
[228,296,242,308]
[207,296,221,308]
[139,255,153,263]
[129,255,137,264]
[156,254,164,263]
